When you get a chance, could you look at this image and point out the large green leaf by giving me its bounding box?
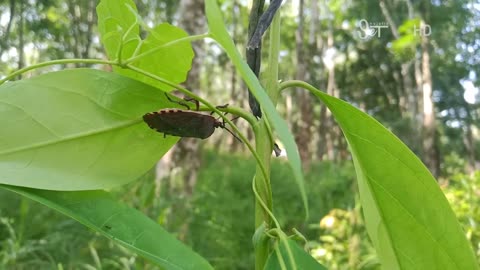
[2,185,213,270]
[312,90,479,270]
[96,0,140,62]
[204,0,308,216]
[0,69,178,190]
[264,239,327,270]
[97,0,194,90]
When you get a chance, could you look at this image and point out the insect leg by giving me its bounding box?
[183,97,200,111]
[165,93,191,110]
[211,104,230,115]
[216,104,229,109]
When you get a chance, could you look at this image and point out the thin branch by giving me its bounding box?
[379,0,399,39]
[0,0,16,56]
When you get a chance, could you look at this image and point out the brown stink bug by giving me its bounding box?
[143,94,240,140]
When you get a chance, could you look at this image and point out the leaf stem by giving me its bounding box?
[0,59,116,85]
[278,80,319,94]
[253,11,282,270]
[125,64,270,183]
[0,32,210,85]
[198,105,258,128]
[123,33,211,65]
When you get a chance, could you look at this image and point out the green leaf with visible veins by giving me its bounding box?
[97,0,194,91]
[313,90,479,270]
[0,69,178,190]
[2,185,213,270]
[96,0,140,62]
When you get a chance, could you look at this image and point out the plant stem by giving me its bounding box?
[125,64,270,185]
[278,79,320,95]
[198,105,258,128]
[123,33,211,65]
[254,11,281,270]
[253,119,273,270]
[0,59,116,85]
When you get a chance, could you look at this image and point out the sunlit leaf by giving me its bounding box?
[0,69,178,190]
[313,90,479,270]
[97,0,140,61]
[97,0,194,91]
[2,185,213,270]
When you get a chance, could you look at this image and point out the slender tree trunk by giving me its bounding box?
[380,0,421,152]
[317,105,328,161]
[414,54,423,128]
[420,20,439,177]
[309,0,319,46]
[229,0,241,152]
[295,0,314,168]
[324,13,339,161]
[464,108,477,173]
[315,0,331,161]
[314,0,343,161]
[466,106,479,171]
[402,0,419,133]
[66,0,96,66]
[82,0,96,59]
[172,0,205,197]
[67,0,81,59]
[17,0,25,78]
[379,0,415,116]
[0,0,15,57]
[165,0,205,241]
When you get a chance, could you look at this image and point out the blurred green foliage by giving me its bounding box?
[0,190,144,269]
[443,171,480,260]
[0,151,478,269]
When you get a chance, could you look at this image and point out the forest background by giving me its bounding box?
[0,0,479,269]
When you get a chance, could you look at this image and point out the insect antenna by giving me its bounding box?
[223,125,242,142]
[220,116,241,142]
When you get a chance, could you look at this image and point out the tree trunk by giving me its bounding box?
[308,0,328,162]
[0,0,15,57]
[229,0,241,152]
[82,0,96,59]
[67,0,81,59]
[170,0,205,197]
[17,0,25,76]
[420,20,439,177]
[414,52,423,123]
[324,10,339,161]
[464,118,477,173]
[163,0,205,241]
[464,103,478,172]
[380,0,422,152]
[295,0,314,168]
[66,0,96,65]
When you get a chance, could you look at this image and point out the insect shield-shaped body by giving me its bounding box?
[143,109,226,139]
